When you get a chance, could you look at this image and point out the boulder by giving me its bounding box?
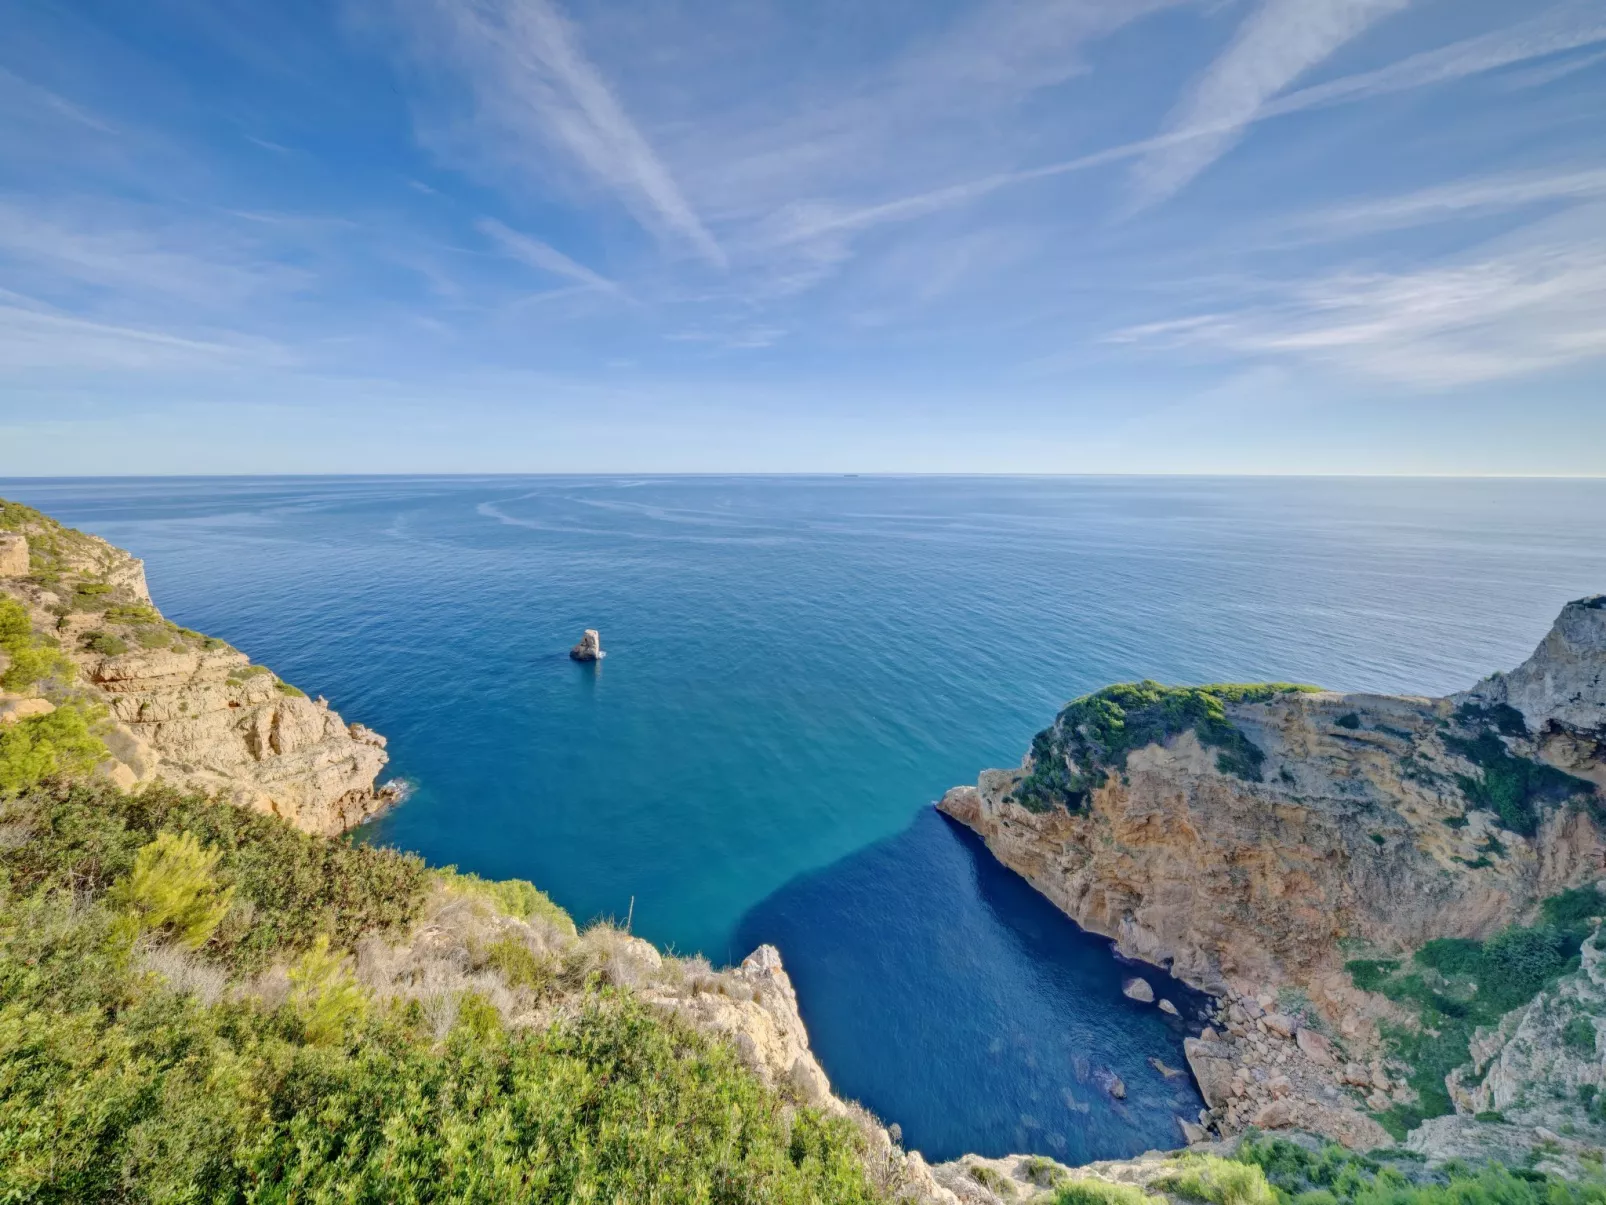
[1263,1012,1298,1039]
[1122,977,1155,1003]
[1296,1027,1336,1066]
[1158,998,1179,1016]
[569,629,605,662]
[1184,1037,1238,1109]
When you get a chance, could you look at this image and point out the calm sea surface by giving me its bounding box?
[6,476,1605,1162]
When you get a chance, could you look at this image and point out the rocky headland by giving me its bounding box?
[939,596,1606,1168]
[0,500,393,834]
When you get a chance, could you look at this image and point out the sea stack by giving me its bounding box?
[570,629,605,662]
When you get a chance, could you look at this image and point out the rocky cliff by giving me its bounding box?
[0,499,392,834]
[939,598,1606,1151]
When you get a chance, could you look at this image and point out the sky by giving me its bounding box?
[1,0,1603,475]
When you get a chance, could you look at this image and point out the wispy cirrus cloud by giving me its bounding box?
[754,3,1606,252]
[476,217,620,296]
[1126,0,1413,212]
[1107,212,1606,386]
[376,0,724,267]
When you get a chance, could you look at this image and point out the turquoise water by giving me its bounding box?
[6,475,1606,1161]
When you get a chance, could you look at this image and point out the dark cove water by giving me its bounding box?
[6,476,1605,1162]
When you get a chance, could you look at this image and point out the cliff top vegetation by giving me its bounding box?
[1014,681,1321,813]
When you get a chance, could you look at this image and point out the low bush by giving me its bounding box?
[80,630,128,656]
[1233,1135,1606,1205]
[0,703,107,794]
[436,867,576,934]
[0,778,886,1202]
[1055,1180,1158,1205]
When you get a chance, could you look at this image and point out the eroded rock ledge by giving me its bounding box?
[939,597,1606,1153]
[1,501,392,835]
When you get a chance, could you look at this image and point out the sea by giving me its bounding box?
[5,475,1605,1164]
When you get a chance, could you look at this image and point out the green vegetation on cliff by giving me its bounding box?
[1347,886,1604,1135]
[0,778,886,1202]
[1014,681,1320,813]
[1444,708,1596,837]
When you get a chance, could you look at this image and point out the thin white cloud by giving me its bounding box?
[1128,0,1413,212]
[1263,1,1606,116]
[762,4,1606,249]
[0,297,286,371]
[1292,166,1606,238]
[0,196,309,305]
[1106,212,1606,386]
[382,0,724,266]
[476,217,620,295]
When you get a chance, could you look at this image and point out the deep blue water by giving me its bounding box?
[5,475,1606,1162]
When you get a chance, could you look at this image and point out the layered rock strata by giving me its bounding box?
[0,501,392,835]
[940,598,1606,1149]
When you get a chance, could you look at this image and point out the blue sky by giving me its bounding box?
[1,0,1603,474]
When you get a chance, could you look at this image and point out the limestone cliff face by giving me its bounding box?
[939,598,1606,1147]
[0,501,391,835]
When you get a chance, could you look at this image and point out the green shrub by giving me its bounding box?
[1565,1016,1597,1053]
[1025,1155,1066,1187]
[81,630,129,656]
[0,703,107,794]
[0,778,887,1202]
[436,868,576,934]
[110,831,235,949]
[288,933,369,1043]
[1444,728,1595,837]
[134,627,172,649]
[1350,887,1602,1129]
[485,935,556,993]
[5,779,429,970]
[1014,681,1319,812]
[1158,1154,1277,1205]
[1055,1180,1157,1205]
[274,680,306,698]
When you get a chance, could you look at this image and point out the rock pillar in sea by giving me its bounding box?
[570,629,605,662]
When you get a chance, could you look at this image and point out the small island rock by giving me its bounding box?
[1158,998,1180,1016]
[570,629,605,662]
[1122,976,1155,1003]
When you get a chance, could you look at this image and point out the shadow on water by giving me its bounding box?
[734,809,1207,1165]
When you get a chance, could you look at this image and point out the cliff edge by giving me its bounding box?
[0,499,391,834]
[939,598,1606,1153]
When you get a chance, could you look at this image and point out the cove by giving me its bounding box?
[736,808,1208,1163]
[4,475,1605,1161]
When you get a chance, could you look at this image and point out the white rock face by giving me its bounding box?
[1462,596,1606,737]
[569,628,605,661]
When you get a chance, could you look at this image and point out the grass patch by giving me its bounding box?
[274,680,306,698]
[1013,681,1320,813]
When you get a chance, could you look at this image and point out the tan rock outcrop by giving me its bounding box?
[0,533,28,577]
[939,597,1606,1149]
[0,499,391,835]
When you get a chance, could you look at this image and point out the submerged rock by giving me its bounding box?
[570,628,605,662]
